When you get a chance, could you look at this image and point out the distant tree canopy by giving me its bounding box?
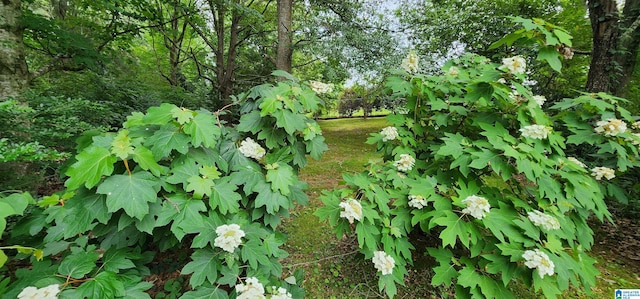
[2,0,640,109]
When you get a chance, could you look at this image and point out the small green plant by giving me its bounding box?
[316,19,639,298]
[1,71,326,298]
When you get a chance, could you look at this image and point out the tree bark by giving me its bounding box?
[276,0,293,76]
[0,0,30,100]
[586,0,620,93]
[586,0,640,96]
[613,0,640,95]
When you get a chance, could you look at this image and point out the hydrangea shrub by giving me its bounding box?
[316,26,640,298]
[1,74,328,298]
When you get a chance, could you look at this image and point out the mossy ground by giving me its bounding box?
[282,117,640,298]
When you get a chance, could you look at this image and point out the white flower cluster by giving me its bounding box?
[372,251,395,275]
[461,195,490,219]
[309,81,334,94]
[595,118,627,136]
[18,284,60,299]
[567,157,586,168]
[527,210,560,230]
[402,51,419,73]
[214,224,245,253]
[446,66,460,77]
[502,56,526,75]
[339,198,363,224]
[408,194,428,209]
[236,277,265,299]
[394,154,415,172]
[520,124,552,140]
[380,126,399,142]
[631,133,640,145]
[591,166,615,180]
[239,137,266,160]
[270,287,293,299]
[522,249,555,278]
[532,95,546,107]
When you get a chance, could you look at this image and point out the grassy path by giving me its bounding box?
[282,117,392,298]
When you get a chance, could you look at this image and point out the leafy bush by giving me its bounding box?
[316,22,640,298]
[1,73,328,298]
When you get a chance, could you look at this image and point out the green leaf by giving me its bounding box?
[457,267,482,289]
[110,130,135,160]
[432,211,472,248]
[182,249,221,288]
[131,145,166,176]
[254,182,290,214]
[65,146,117,190]
[483,203,526,243]
[271,69,298,81]
[537,46,562,72]
[165,157,199,187]
[183,112,221,148]
[266,164,295,195]
[436,133,466,159]
[355,221,380,251]
[58,190,110,238]
[273,109,307,135]
[0,192,32,216]
[484,253,519,286]
[186,175,215,199]
[553,29,572,46]
[145,124,190,158]
[0,250,7,268]
[210,178,242,214]
[307,135,328,159]
[101,248,136,273]
[58,250,100,279]
[124,282,153,299]
[431,260,457,286]
[180,286,230,299]
[259,95,283,116]
[258,126,287,148]
[143,103,176,125]
[155,193,207,241]
[237,110,264,134]
[299,89,320,111]
[171,106,195,125]
[97,171,160,220]
[466,82,494,102]
[190,214,222,248]
[76,271,125,298]
[241,239,270,269]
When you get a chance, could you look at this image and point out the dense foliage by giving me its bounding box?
[316,23,640,298]
[0,73,328,298]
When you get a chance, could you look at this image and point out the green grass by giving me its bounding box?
[282,117,640,299]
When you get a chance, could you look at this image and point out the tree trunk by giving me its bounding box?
[0,0,30,100]
[276,0,293,76]
[587,0,640,96]
[613,0,640,96]
[586,0,619,93]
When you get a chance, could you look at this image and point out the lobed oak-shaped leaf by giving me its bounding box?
[183,112,221,148]
[182,248,220,288]
[266,164,295,195]
[65,146,117,190]
[97,171,160,220]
